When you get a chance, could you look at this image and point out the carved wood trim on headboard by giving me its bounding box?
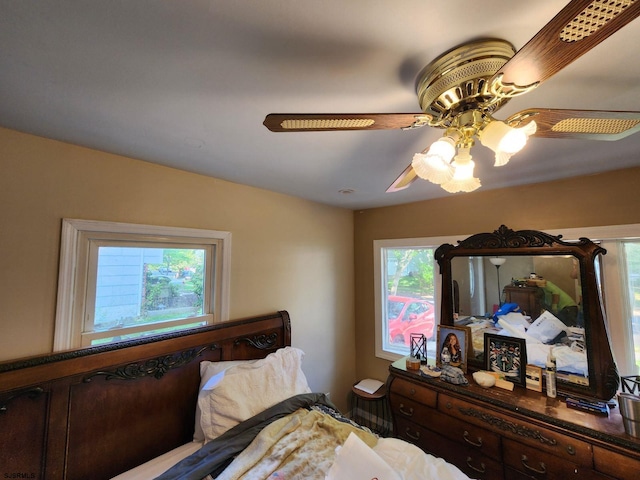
[0,310,291,480]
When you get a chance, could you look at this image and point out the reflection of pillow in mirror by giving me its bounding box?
[527,311,566,344]
[499,312,531,329]
[497,319,541,344]
[198,347,311,442]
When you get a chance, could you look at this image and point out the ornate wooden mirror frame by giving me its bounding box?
[435,225,619,400]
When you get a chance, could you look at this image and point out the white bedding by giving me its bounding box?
[111,436,471,480]
[112,442,203,480]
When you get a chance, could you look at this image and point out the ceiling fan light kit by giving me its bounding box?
[440,148,482,194]
[263,0,640,195]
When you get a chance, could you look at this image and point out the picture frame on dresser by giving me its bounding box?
[484,333,527,386]
[436,325,470,372]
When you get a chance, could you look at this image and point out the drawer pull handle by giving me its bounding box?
[399,403,414,417]
[462,430,483,447]
[465,457,486,474]
[410,387,416,396]
[404,427,420,441]
[521,455,546,475]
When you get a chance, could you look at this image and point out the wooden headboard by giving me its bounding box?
[0,310,291,480]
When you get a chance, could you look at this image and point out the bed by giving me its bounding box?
[0,311,470,480]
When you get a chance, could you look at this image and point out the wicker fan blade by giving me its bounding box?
[507,109,640,140]
[491,0,640,97]
[386,164,418,193]
[263,113,431,132]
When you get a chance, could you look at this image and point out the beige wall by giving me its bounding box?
[0,127,355,411]
[354,167,640,382]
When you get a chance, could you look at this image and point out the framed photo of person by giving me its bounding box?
[484,333,527,386]
[437,325,471,372]
[525,364,543,392]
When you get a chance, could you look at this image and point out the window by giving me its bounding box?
[375,225,640,376]
[599,236,640,375]
[622,241,640,371]
[54,219,230,350]
[374,235,460,360]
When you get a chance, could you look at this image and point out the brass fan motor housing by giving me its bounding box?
[416,39,516,129]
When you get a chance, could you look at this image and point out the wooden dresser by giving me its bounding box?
[388,359,640,479]
[503,285,544,320]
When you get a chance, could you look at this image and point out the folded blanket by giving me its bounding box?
[155,393,336,480]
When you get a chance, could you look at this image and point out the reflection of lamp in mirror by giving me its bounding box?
[489,257,507,306]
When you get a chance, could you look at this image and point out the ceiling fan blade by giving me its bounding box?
[490,0,640,97]
[507,108,640,140]
[263,113,431,132]
[386,164,418,193]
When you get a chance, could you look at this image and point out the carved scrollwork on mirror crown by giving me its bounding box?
[435,225,619,400]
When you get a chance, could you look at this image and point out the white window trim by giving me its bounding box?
[54,219,231,351]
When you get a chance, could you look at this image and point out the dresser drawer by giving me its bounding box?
[427,407,501,461]
[389,376,437,407]
[504,465,613,480]
[439,393,593,466]
[593,445,640,479]
[389,392,434,428]
[503,438,600,479]
[395,416,504,479]
[394,415,432,450]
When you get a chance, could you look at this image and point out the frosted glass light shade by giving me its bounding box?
[411,136,456,184]
[429,136,457,159]
[440,148,481,193]
[480,120,537,167]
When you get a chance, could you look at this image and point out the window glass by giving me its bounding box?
[382,247,437,358]
[623,241,640,371]
[88,246,208,346]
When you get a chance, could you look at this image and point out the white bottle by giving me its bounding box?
[546,352,557,398]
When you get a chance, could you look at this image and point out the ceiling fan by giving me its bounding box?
[263,0,640,194]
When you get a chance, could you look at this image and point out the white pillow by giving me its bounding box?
[198,347,311,442]
[193,359,256,442]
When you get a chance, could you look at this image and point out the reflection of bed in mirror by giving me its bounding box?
[436,225,619,400]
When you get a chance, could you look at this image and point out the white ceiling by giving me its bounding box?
[1,1,639,210]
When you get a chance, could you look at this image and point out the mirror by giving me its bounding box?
[436,225,619,400]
